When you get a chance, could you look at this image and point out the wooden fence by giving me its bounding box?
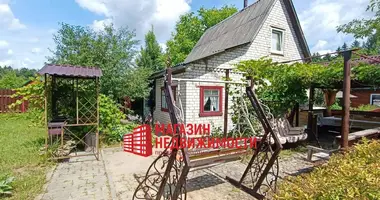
[0,89,28,113]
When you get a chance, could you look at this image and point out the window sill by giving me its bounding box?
[161,108,169,112]
[270,51,284,56]
[199,112,223,117]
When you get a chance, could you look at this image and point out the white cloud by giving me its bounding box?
[76,0,191,43]
[0,40,9,49]
[7,49,12,55]
[159,42,167,52]
[0,3,26,30]
[91,18,112,32]
[75,0,109,16]
[31,47,41,54]
[0,59,12,66]
[298,0,372,54]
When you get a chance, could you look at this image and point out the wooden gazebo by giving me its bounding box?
[38,64,102,160]
[307,51,380,149]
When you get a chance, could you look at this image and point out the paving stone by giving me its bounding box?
[38,147,315,200]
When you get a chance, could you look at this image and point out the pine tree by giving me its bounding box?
[341,42,348,50]
[351,40,360,48]
[311,52,322,62]
[324,53,332,61]
[136,27,164,72]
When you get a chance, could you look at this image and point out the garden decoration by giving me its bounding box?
[133,68,283,200]
[38,64,102,160]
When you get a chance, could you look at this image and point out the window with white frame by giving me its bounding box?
[199,86,223,117]
[271,28,284,53]
[370,94,380,106]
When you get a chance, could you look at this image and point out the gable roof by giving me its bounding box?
[184,0,310,63]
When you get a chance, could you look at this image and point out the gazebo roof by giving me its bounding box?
[38,64,102,78]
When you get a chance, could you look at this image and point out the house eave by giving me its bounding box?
[149,63,188,80]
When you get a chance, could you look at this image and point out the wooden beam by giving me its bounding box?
[341,50,352,150]
[307,86,315,138]
[295,102,300,127]
[224,69,230,137]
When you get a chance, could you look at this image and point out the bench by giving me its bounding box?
[335,127,380,146]
[306,145,338,161]
[276,118,308,144]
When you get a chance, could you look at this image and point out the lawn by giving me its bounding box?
[0,113,52,200]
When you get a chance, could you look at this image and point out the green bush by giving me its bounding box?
[275,140,380,200]
[99,94,125,131]
[353,104,380,111]
[99,94,139,144]
[330,101,342,110]
[99,94,125,138]
[105,123,138,143]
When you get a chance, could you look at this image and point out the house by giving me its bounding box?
[150,0,310,132]
[332,54,380,108]
[349,89,380,107]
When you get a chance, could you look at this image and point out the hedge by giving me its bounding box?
[275,139,380,200]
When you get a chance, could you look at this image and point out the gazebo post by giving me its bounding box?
[307,86,315,139]
[341,50,352,150]
[223,69,230,137]
[44,74,48,148]
[76,78,79,124]
[96,77,100,160]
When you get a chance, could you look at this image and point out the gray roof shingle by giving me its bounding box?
[185,0,310,63]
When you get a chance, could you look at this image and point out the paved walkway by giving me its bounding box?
[37,155,111,200]
[37,148,315,200]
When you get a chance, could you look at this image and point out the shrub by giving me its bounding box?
[275,140,380,200]
[99,94,125,138]
[353,104,380,111]
[99,94,140,143]
[105,123,138,143]
[330,101,342,110]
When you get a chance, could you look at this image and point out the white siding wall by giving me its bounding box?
[153,0,305,131]
[153,73,186,125]
[182,64,243,131]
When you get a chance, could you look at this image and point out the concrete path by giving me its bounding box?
[37,148,315,200]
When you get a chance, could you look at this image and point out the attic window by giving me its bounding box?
[271,28,284,54]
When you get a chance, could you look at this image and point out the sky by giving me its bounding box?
[0,0,373,69]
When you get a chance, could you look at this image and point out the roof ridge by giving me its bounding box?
[46,64,100,69]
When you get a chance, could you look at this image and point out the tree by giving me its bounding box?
[0,66,36,79]
[324,53,333,61]
[48,23,140,99]
[311,52,323,62]
[136,27,164,72]
[166,5,238,65]
[351,40,361,48]
[0,71,26,89]
[341,42,348,50]
[337,0,380,54]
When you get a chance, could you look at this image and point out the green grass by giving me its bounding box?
[0,113,53,200]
